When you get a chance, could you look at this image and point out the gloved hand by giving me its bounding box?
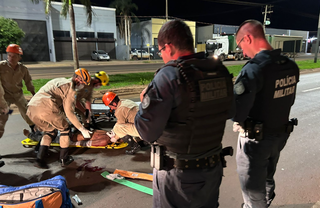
[233,122,244,133]
[106,130,118,143]
[79,126,92,139]
[1,107,9,115]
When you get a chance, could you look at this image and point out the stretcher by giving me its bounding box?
[21,99,139,150]
[21,138,128,149]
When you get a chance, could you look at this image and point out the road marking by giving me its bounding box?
[302,87,320,92]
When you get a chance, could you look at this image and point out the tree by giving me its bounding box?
[110,0,138,48]
[0,17,25,60]
[31,0,94,69]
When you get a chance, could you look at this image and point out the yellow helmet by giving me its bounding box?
[75,68,91,85]
[95,71,109,86]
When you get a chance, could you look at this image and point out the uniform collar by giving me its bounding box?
[254,49,281,60]
[6,60,21,70]
[178,52,206,61]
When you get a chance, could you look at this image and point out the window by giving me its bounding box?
[97,32,114,39]
[76,32,94,38]
[53,30,70,38]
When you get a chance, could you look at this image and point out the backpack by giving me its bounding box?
[0,175,72,208]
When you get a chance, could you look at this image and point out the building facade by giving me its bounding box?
[0,0,117,62]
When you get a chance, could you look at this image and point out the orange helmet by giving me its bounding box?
[102,92,117,106]
[74,68,91,85]
[6,44,23,55]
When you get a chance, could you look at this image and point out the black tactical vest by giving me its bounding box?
[156,57,233,154]
[248,50,299,128]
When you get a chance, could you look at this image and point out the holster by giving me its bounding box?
[220,146,233,168]
[286,118,298,133]
[243,119,263,141]
[149,144,177,171]
[243,118,298,141]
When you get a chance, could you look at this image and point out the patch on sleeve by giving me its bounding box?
[141,94,150,109]
[234,81,245,95]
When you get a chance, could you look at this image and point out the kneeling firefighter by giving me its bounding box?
[27,68,92,169]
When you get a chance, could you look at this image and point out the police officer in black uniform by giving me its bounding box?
[232,20,300,208]
[134,19,234,208]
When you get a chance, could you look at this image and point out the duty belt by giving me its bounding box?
[173,155,220,169]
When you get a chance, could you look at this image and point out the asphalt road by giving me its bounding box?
[1,64,320,208]
[27,53,314,79]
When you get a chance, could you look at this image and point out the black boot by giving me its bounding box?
[60,148,74,167]
[35,146,49,169]
[29,125,35,133]
[267,192,276,207]
[125,142,141,155]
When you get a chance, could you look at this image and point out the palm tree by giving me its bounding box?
[109,0,138,48]
[31,0,94,69]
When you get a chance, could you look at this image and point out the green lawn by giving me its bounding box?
[22,59,320,95]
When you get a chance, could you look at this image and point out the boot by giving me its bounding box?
[60,148,74,167]
[125,142,141,155]
[34,146,49,169]
[29,125,35,133]
[267,192,276,207]
[0,160,4,168]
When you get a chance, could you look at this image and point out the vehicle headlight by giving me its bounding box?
[99,56,103,58]
[213,55,218,59]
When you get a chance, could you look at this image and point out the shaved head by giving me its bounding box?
[235,19,272,58]
[236,20,265,40]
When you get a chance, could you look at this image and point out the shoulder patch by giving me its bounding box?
[141,94,150,109]
[234,81,245,95]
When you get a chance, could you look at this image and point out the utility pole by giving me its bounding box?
[314,10,320,63]
[262,5,273,32]
[166,0,168,21]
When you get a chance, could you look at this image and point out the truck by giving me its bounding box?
[205,34,303,61]
[205,35,244,61]
[130,49,153,60]
[266,35,303,58]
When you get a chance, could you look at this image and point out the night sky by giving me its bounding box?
[77,0,320,32]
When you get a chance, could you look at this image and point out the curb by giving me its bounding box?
[24,60,164,68]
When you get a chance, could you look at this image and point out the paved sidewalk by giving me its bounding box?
[24,59,164,68]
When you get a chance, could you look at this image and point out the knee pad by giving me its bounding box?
[45,129,58,140]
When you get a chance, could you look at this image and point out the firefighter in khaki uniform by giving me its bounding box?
[102,92,143,155]
[0,44,35,138]
[27,68,92,169]
[75,71,109,126]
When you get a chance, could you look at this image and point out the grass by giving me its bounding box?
[22,59,320,95]
[23,73,154,94]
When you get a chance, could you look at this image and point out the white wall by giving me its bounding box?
[51,2,117,38]
[0,0,55,61]
[0,0,46,21]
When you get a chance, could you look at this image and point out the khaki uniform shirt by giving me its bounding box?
[115,99,139,124]
[76,82,94,102]
[114,99,139,139]
[0,60,35,109]
[28,78,82,130]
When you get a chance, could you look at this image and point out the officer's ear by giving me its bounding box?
[244,35,252,45]
[167,44,176,56]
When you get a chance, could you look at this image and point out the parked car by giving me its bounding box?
[91,50,110,61]
[130,49,153,60]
